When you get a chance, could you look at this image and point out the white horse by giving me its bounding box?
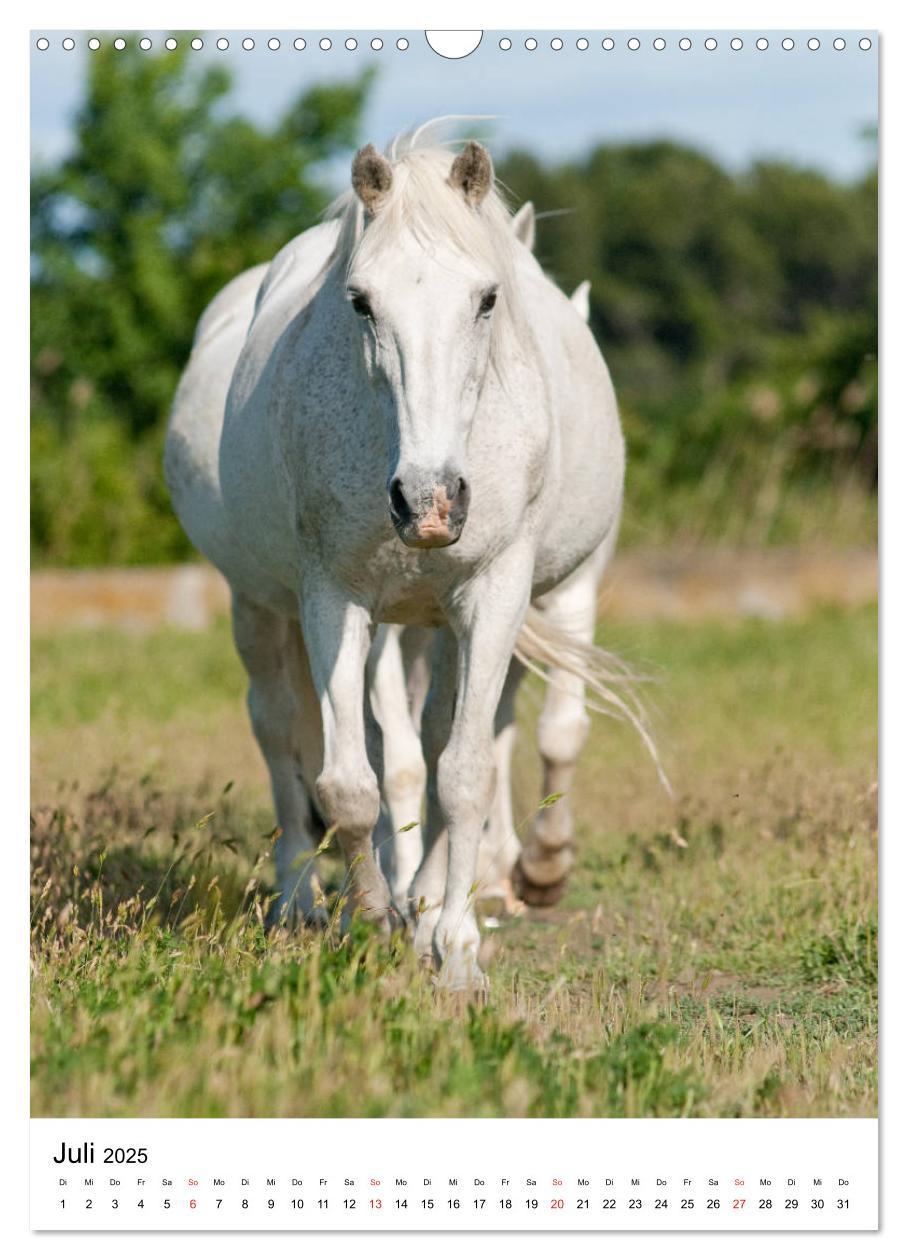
[372,239,604,915]
[166,125,648,989]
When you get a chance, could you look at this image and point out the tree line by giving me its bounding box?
[31,44,877,564]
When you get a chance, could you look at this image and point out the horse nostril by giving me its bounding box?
[454,477,470,511]
[389,477,410,522]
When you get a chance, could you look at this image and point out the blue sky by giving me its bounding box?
[30,30,878,185]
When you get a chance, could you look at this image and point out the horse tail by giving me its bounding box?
[514,605,672,796]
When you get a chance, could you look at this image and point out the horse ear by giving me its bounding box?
[448,141,493,208]
[512,201,536,249]
[352,144,393,214]
[570,280,591,323]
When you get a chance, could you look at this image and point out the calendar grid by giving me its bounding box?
[31,1118,878,1231]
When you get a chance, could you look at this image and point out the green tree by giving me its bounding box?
[32,41,373,438]
[31,42,372,563]
[31,64,876,563]
[498,142,875,406]
[498,140,877,546]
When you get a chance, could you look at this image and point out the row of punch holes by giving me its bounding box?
[35,35,874,53]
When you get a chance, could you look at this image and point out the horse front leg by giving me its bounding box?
[432,551,534,991]
[230,593,324,925]
[410,628,458,961]
[367,624,427,913]
[475,656,527,915]
[299,577,393,929]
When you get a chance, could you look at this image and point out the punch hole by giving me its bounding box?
[36,37,49,50]
[139,37,152,50]
[679,38,692,50]
[834,38,846,50]
[551,37,563,50]
[397,37,409,51]
[756,37,769,49]
[243,38,255,50]
[217,38,229,50]
[268,38,281,50]
[808,38,820,50]
[705,37,718,50]
[114,37,126,50]
[730,37,743,50]
[499,38,511,50]
[602,38,615,50]
[425,31,483,58]
[782,38,795,50]
[371,38,383,50]
[653,38,666,51]
[62,37,75,50]
[294,38,306,50]
[859,37,872,50]
[525,37,538,50]
[320,38,332,50]
[88,37,101,50]
[191,38,203,50]
[165,38,177,51]
[576,38,588,50]
[346,38,357,50]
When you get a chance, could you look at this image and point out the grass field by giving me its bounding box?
[30,603,877,1118]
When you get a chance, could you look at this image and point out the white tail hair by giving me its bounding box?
[515,606,672,796]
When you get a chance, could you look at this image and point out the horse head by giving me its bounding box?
[345,138,513,549]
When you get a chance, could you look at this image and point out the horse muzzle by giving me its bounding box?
[388,468,471,549]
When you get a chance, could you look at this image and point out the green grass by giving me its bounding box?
[31,604,877,1118]
[620,476,877,552]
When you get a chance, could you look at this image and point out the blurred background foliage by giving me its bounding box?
[31,44,877,565]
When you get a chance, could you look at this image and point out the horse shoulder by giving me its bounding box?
[250,220,342,322]
[190,264,269,353]
[220,232,353,594]
[166,266,265,539]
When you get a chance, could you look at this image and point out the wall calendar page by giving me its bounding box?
[27,16,880,1243]
[31,1119,877,1230]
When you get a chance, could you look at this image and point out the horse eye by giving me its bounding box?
[478,288,498,318]
[349,291,374,320]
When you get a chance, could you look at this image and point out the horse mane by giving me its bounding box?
[322,119,529,377]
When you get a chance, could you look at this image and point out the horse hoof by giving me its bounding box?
[267,900,329,932]
[268,870,330,931]
[476,883,526,921]
[356,906,399,937]
[502,880,527,918]
[512,862,568,907]
[433,958,489,999]
[387,903,409,938]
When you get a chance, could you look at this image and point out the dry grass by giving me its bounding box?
[31,605,877,1117]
